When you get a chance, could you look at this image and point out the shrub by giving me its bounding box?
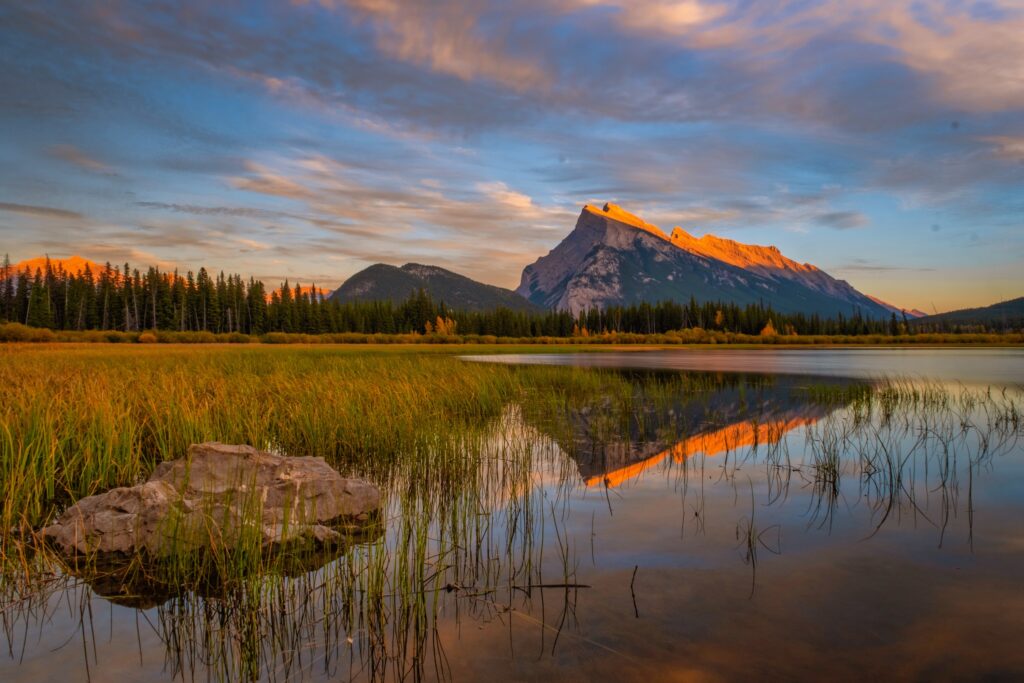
[262,332,291,344]
[0,323,54,342]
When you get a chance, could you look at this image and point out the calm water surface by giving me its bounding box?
[464,347,1024,385]
[3,349,1023,682]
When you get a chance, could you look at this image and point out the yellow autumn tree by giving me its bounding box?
[434,316,457,336]
[760,320,778,337]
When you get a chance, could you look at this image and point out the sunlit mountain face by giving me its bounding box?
[9,256,104,276]
[517,204,901,316]
[520,370,857,489]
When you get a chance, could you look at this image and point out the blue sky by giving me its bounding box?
[1,0,1022,312]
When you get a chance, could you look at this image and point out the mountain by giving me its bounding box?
[6,255,105,276]
[330,263,541,313]
[913,297,1024,329]
[517,203,894,317]
[865,295,927,319]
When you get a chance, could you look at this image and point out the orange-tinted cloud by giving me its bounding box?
[48,144,112,173]
[316,0,550,91]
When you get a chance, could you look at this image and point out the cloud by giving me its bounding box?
[8,0,1024,139]
[568,0,729,37]
[48,144,112,173]
[476,182,538,213]
[565,0,1024,116]
[226,153,574,286]
[814,211,868,230]
[229,162,316,201]
[981,135,1024,162]
[329,0,550,91]
[134,202,287,219]
[0,202,84,220]
[834,258,935,273]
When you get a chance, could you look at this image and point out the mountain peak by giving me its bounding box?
[519,202,896,317]
[583,203,668,239]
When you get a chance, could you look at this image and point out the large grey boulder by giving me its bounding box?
[42,442,380,556]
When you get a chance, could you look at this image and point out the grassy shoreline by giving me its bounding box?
[1,343,1018,536]
[1,323,1022,347]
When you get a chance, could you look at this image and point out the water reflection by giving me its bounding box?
[522,372,841,489]
[2,367,1023,682]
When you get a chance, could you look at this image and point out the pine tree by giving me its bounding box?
[25,270,55,329]
[0,254,13,322]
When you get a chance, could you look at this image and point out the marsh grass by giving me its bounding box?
[0,346,521,538]
[0,346,587,681]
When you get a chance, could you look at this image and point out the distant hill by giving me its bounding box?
[330,263,540,313]
[517,203,895,317]
[914,297,1024,329]
[866,295,927,319]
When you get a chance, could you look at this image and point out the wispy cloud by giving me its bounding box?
[835,259,936,273]
[134,202,288,219]
[0,202,84,220]
[226,153,574,286]
[329,0,550,91]
[980,135,1024,162]
[814,211,868,230]
[48,144,112,174]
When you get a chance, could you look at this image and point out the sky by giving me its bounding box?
[1,0,1022,313]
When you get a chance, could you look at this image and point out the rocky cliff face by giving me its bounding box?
[668,227,887,307]
[517,203,893,317]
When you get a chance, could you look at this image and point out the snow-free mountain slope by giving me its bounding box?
[517,203,894,317]
[331,263,540,312]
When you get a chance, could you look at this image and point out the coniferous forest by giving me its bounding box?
[0,256,1015,338]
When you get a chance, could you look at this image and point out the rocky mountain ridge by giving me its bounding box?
[516,203,896,317]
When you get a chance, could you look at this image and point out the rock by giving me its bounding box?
[42,442,380,557]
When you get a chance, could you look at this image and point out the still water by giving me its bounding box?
[464,347,1024,385]
[3,350,1023,682]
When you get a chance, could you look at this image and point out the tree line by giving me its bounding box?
[0,256,1012,337]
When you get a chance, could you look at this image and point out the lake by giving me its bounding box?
[3,348,1023,681]
[464,347,1024,385]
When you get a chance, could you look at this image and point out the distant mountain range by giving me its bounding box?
[7,205,952,319]
[914,297,1024,328]
[866,295,928,319]
[329,263,540,313]
[516,204,899,317]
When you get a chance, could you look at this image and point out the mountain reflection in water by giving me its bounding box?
[523,372,845,490]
